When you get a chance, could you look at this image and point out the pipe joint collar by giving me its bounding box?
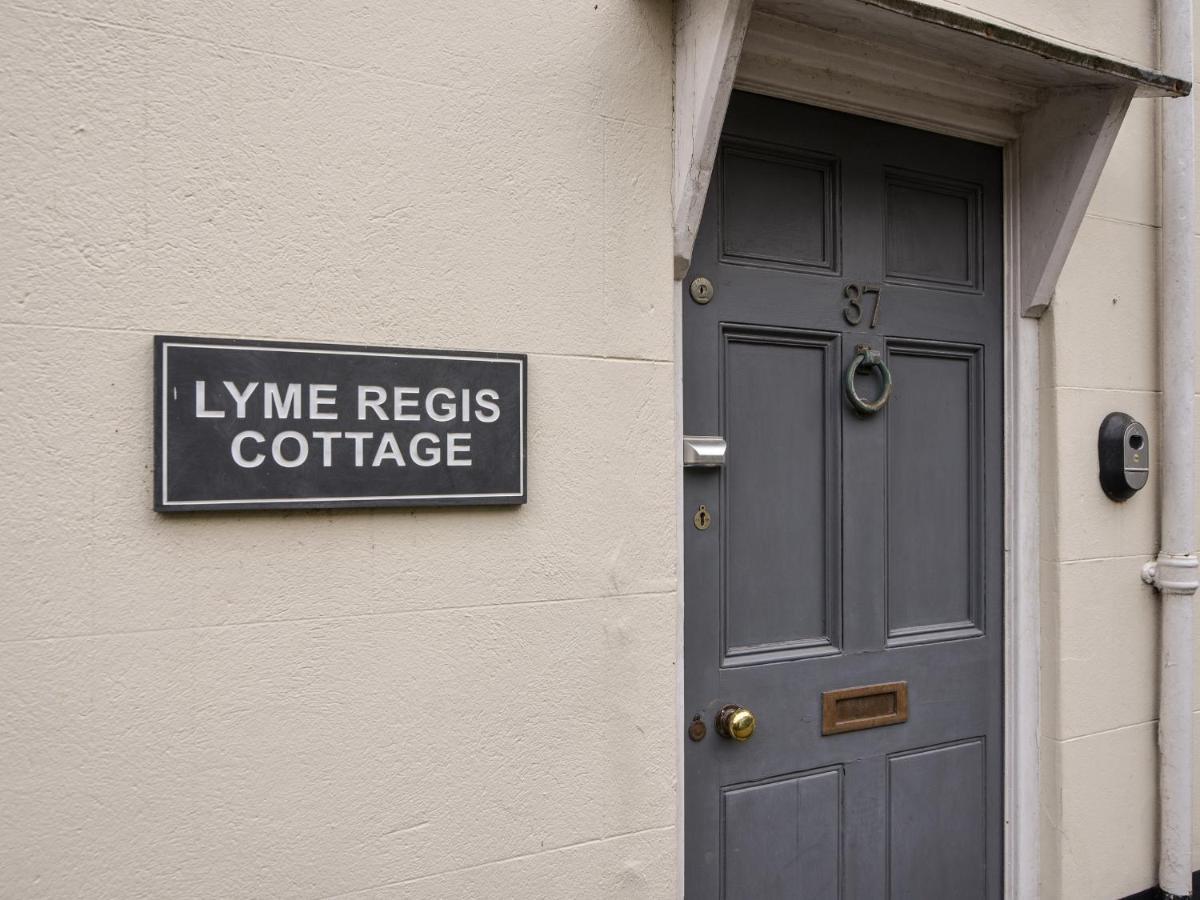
[1142,554,1200,595]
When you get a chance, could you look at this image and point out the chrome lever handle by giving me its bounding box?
[683,435,727,468]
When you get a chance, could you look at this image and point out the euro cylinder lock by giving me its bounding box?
[1098,412,1149,501]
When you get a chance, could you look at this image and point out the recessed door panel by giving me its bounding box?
[719,142,839,273]
[888,740,987,899]
[884,170,982,291]
[722,768,842,899]
[722,327,841,663]
[885,341,984,644]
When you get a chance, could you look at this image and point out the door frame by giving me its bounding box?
[672,88,1041,900]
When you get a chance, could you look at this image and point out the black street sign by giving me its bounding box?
[154,336,526,512]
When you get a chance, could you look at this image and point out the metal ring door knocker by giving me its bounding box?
[845,344,892,414]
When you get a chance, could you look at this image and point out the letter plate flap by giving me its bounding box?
[822,681,908,735]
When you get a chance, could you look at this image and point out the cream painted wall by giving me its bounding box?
[1035,11,1200,895]
[1037,82,1195,899]
[1033,82,1170,895]
[1,1,679,897]
[6,0,1200,898]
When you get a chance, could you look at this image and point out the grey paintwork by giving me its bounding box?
[684,92,1004,899]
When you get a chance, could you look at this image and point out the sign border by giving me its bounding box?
[154,335,527,512]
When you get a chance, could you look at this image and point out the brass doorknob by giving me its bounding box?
[716,704,757,741]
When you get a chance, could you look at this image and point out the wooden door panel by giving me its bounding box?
[883,169,983,292]
[888,740,989,898]
[722,768,842,899]
[719,142,840,274]
[721,326,841,664]
[685,92,1003,900]
[884,340,985,644]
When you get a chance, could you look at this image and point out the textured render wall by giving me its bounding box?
[1036,93,1163,899]
[1037,18,1200,896]
[0,2,678,897]
[1035,87,1200,897]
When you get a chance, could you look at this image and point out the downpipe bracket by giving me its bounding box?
[1142,554,1200,596]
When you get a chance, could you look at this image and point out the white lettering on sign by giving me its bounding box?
[344,431,372,467]
[264,382,301,419]
[425,388,456,423]
[224,381,259,418]
[193,381,506,471]
[394,387,419,421]
[476,389,500,423]
[358,386,388,421]
[312,431,341,467]
[195,381,225,418]
[197,383,504,423]
[410,432,440,466]
[309,384,338,420]
[271,431,309,467]
[372,432,406,467]
[446,433,472,466]
[231,430,266,468]
[225,428,481,469]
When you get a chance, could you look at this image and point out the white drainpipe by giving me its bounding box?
[1142,0,1199,895]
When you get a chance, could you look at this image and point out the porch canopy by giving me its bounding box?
[675,0,1192,315]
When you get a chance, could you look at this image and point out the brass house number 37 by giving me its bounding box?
[843,283,884,328]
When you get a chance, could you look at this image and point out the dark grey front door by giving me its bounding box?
[683,93,1003,899]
